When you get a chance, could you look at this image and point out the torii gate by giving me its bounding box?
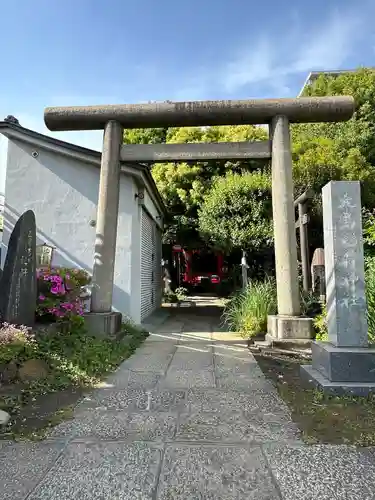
[44,96,354,337]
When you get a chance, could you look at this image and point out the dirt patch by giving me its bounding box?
[254,350,375,446]
[0,383,85,440]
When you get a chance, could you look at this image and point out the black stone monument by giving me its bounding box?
[0,210,37,326]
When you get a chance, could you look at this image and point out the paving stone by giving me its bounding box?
[215,370,275,392]
[157,444,280,499]
[146,331,181,342]
[168,350,214,371]
[0,440,13,450]
[214,359,265,379]
[119,354,173,374]
[105,369,160,389]
[155,322,184,334]
[211,332,247,342]
[179,331,212,343]
[149,389,187,412]
[175,343,213,354]
[177,410,300,443]
[263,443,375,500]
[214,342,253,354]
[50,409,177,441]
[75,387,148,413]
[187,388,291,414]
[132,343,177,356]
[0,441,65,500]
[76,388,188,413]
[213,344,259,366]
[162,368,216,388]
[28,441,162,500]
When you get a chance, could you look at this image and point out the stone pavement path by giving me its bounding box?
[2,307,375,499]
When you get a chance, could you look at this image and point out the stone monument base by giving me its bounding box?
[300,365,375,396]
[266,315,313,346]
[84,311,122,338]
[300,340,375,396]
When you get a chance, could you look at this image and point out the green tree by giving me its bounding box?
[291,67,375,248]
[123,128,168,144]
[293,68,375,205]
[124,125,267,247]
[198,171,273,252]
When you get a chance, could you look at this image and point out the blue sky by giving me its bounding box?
[1,0,375,151]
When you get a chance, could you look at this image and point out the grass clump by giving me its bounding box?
[222,278,277,338]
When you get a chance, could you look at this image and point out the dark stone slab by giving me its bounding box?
[300,364,375,396]
[0,210,37,326]
[311,341,375,382]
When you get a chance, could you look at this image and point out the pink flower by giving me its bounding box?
[39,294,45,301]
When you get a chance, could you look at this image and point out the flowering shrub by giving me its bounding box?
[0,323,35,363]
[36,267,91,323]
[0,323,33,346]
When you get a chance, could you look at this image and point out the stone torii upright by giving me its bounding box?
[44,96,354,337]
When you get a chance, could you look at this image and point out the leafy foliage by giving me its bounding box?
[198,171,273,252]
[299,289,322,318]
[123,127,168,145]
[0,318,148,423]
[31,320,148,387]
[313,305,328,341]
[293,68,375,238]
[124,124,267,247]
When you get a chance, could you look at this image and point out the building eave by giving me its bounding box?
[0,121,166,216]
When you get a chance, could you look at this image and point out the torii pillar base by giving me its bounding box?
[266,314,313,347]
[84,311,122,338]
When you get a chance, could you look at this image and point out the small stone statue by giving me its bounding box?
[311,248,325,299]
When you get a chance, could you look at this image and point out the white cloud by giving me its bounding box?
[223,37,274,91]
[217,5,373,95]
[291,9,362,73]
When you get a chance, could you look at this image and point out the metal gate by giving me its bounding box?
[140,209,154,320]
